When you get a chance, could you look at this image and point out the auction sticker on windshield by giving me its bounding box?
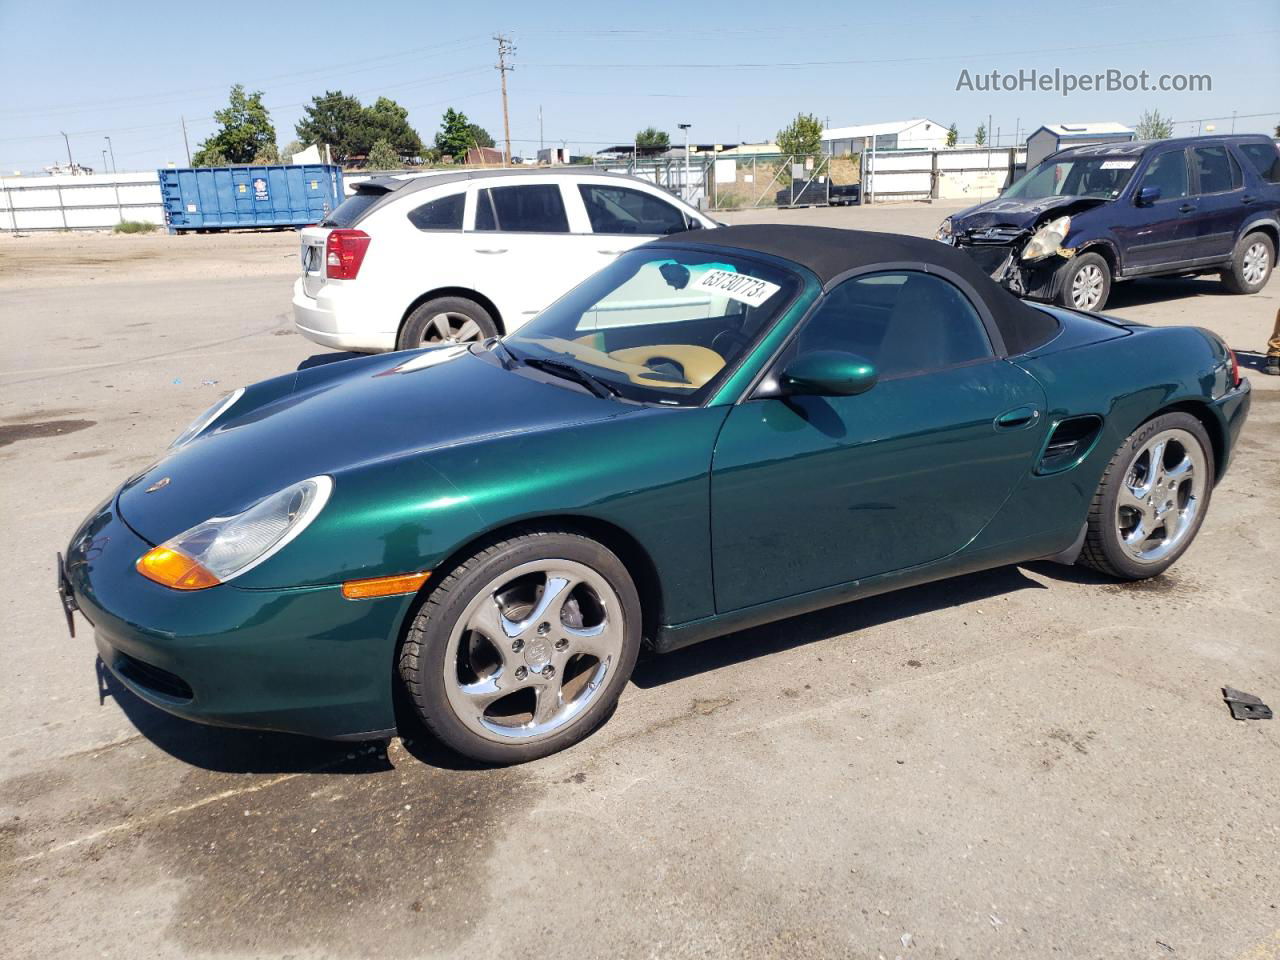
[691,269,781,307]
[1100,159,1136,169]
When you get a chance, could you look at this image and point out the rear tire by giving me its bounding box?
[398,528,642,765]
[397,296,498,351]
[1056,252,1111,312]
[1077,412,1214,580]
[1220,231,1274,295]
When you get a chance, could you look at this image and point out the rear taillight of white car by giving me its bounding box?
[325,229,371,280]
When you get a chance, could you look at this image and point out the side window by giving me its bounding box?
[474,184,569,233]
[793,271,992,380]
[406,192,464,231]
[1192,145,1240,194]
[1238,142,1280,184]
[1138,150,1189,200]
[578,184,688,235]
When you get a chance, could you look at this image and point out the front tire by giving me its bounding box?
[1057,252,1111,311]
[1220,231,1274,295]
[397,296,498,351]
[1078,412,1214,580]
[398,529,642,764]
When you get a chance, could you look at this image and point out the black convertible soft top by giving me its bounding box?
[674,224,1060,355]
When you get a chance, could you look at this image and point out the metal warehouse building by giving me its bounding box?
[1025,122,1136,168]
[821,119,949,155]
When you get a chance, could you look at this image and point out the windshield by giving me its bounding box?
[1002,155,1137,201]
[505,247,800,405]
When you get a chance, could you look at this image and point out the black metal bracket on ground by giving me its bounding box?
[1222,686,1273,720]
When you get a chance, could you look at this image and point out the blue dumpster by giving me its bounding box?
[159,164,343,232]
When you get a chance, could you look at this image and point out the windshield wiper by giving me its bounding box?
[520,357,620,399]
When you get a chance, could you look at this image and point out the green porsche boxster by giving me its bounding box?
[61,225,1251,764]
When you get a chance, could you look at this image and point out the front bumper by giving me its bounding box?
[951,240,1064,302]
[63,495,409,740]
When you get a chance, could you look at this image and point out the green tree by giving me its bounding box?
[295,91,367,160]
[252,142,279,164]
[193,84,276,165]
[467,124,494,149]
[366,138,400,170]
[975,123,986,146]
[365,97,424,157]
[435,108,476,161]
[635,127,670,150]
[776,112,824,158]
[279,139,305,164]
[1134,109,1174,140]
[946,123,959,148]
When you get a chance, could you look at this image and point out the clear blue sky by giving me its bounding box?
[1,0,1277,173]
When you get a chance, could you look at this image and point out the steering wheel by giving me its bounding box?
[711,328,751,357]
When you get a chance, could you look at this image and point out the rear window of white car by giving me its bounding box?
[475,184,569,233]
[407,193,464,231]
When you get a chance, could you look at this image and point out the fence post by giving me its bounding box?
[55,183,68,230]
[930,150,940,200]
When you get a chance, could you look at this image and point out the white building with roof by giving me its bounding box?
[822,119,948,155]
[1025,122,1135,167]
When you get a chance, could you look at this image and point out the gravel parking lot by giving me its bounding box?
[2,204,1277,960]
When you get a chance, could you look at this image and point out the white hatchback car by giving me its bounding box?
[292,169,718,352]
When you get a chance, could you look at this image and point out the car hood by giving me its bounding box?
[952,194,1108,232]
[118,346,627,544]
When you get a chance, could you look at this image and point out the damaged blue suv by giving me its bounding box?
[937,135,1280,311]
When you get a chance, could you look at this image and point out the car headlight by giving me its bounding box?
[136,476,333,590]
[170,387,245,449]
[1021,216,1072,261]
[935,218,953,242]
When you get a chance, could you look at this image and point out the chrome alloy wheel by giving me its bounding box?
[1071,262,1105,310]
[420,311,483,345]
[1115,428,1207,564]
[443,559,625,744]
[1242,240,1269,286]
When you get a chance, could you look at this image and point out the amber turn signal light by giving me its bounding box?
[136,546,221,590]
[341,571,430,600]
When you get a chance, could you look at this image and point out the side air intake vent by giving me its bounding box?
[1037,415,1103,475]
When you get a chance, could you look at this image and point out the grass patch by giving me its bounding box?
[113,220,158,234]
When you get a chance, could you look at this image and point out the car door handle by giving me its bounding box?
[1178,203,1196,214]
[1241,195,1256,205]
[994,405,1040,430]
[474,248,508,254]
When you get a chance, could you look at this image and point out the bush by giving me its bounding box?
[114,220,158,234]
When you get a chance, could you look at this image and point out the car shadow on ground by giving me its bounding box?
[297,350,366,370]
[630,561,1106,689]
[96,661,395,776]
[1104,275,1233,309]
[98,562,1113,774]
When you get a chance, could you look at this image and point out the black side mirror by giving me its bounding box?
[1136,185,1161,207]
[778,350,878,397]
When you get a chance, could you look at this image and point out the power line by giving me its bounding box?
[521,29,1277,70]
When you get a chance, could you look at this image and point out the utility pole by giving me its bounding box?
[538,104,543,157]
[104,136,116,173]
[60,131,73,169]
[495,33,515,166]
[181,116,192,166]
[102,149,109,174]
